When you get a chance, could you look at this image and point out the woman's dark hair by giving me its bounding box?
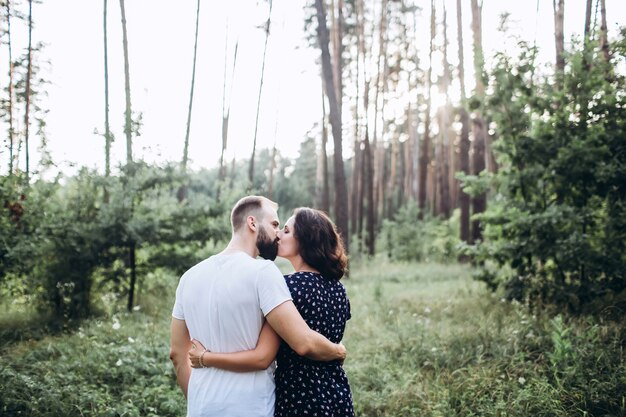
[292,207,348,280]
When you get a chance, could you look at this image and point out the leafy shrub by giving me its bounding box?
[380,202,461,263]
[466,35,626,313]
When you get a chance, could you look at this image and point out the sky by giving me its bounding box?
[2,0,624,177]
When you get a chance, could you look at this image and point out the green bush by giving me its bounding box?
[380,202,461,263]
[466,34,626,313]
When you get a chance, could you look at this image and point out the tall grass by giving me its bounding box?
[1,260,624,416]
[345,259,626,416]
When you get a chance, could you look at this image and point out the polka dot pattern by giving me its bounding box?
[274,272,354,417]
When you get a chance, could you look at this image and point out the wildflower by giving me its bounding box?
[431,347,437,352]
[388,310,394,315]
[133,305,141,311]
[518,377,526,385]
[128,337,135,343]
[116,359,123,366]
[112,321,121,330]
[424,307,431,314]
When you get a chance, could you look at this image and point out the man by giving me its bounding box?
[170,196,346,417]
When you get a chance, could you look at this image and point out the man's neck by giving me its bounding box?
[222,235,258,258]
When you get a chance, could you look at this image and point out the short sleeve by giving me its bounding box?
[257,262,292,316]
[171,274,186,320]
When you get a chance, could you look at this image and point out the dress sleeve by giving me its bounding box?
[257,261,293,316]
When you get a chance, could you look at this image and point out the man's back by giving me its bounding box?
[172,252,291,417]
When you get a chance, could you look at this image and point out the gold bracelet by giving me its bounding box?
[199,349,208,368]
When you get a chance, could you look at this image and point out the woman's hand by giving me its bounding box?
[188,339,208,368]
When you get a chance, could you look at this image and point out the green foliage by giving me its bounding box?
[0,311,185,416]
[344,260,626,416]
[466,35,626,313]
[0,163,230,323]
[380,201,461,263]
[1,260,625,416]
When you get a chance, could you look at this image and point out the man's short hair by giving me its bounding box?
[230,196,278,232]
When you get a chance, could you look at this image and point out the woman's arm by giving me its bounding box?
[188,321,280,372]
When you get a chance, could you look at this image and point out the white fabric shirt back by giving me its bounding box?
[172,252,292,417]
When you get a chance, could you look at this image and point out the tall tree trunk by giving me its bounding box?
[103,0,112,178]
[457,0,471,245]
[219,32,239,185]
[372,0,387,226]
[6,0,15,175]
[553,0,565,76]
[119,0,133,164]
[267,140,277,199]
[127,242,136,312]
[119,0,137,311]
[470,0,486,243]
[357,0,374,255]
[182,0,200,173]
[584,0,593,42]
[331,0,343,119]
[178,0,201,202]
[439,3,451,218]
[599,0,609,62]
[315,0,349,253]
[316,79,330,213]
[350,59,361,235]
[419,0,435,218]
[24,0,33,182]
[249,1,273,186]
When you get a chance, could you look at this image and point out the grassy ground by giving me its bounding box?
[1,260,624,416]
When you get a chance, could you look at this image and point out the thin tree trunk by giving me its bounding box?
[350,76,361,234]
[119,0,133,164]
[178,0,201,202]
[553,0,565,76]
[584,0,593,42]
[103,0,112,178]
[6,0,15,175]
[219,31,239,185]
[315,0,349,253]
[249,1,273,186]
[419,0,435,218]
[24,0,33,182]
[331,0,343,119]
[456,0,470,242]
[127,242,136,312]
[120,0,137,311]
[458,108,471,244]
[439,3,451,218]
[182,0,200,174]
[267,141,277,199]
[470,0,486,243]
[599,0,609,62]
[316,78,330,213]
[357,0,374,255]
[372,0,387,226]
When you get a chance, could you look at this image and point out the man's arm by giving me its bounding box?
[189,322,280,372]
[169,318,192,398]
[265,300,346,361]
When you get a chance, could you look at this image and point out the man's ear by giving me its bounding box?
[247,216,257,232]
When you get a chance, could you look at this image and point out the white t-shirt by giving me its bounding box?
[172,252,292,417]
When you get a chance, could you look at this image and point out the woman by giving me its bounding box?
[189,207,354,416]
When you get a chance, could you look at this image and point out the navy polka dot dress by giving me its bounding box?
[274,271,354,417]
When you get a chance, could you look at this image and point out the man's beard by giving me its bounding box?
[257,227,279,260]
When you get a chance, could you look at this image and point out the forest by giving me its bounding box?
[1,0,625,416]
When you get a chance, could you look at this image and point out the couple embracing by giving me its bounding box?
[169,196,354,416]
